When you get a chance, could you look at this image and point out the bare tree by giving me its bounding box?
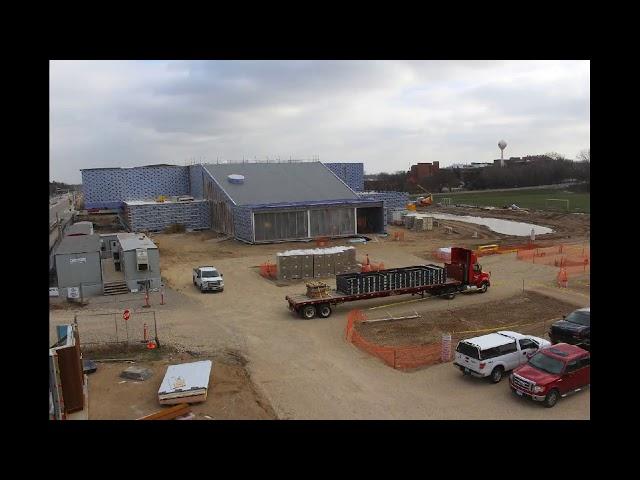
[544,152,568,161]
[577,148,590,163]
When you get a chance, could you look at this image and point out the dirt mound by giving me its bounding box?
[356,291,577,347]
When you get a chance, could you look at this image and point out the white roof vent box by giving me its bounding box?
[227,174,245,184]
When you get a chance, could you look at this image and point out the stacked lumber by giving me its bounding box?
[306,281,331,299]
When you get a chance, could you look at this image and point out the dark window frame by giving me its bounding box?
[566,359,580,373]
[498,342,518,354]
[519,339,537,350]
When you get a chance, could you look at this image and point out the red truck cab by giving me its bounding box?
[447,247,491,292]
[509,343,590,408]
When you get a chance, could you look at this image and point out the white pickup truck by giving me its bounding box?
[193,266,224,293]
[454,331,550,383]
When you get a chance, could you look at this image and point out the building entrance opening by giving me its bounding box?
[356,207,384,234]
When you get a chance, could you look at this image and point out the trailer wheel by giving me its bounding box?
[446,292,457,300]
[318,304,332,318]
[301,305,317,319]
[479,282,489,293]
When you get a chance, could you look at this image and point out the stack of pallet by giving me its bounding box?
[276,246,359,280]
[306,281,331,298]
[403,214,415,229]
[401,213,434,231]
[413,216,434,231]
[336,264,447,295]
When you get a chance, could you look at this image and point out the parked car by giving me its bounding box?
[193,266,224,293]
[549,307,590,349]
[510,343,590,408]
[454,331,550,383]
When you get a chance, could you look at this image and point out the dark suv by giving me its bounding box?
[549,307,590,350]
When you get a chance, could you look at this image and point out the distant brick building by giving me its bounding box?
[407,162,440,185]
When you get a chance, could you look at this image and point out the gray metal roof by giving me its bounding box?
[202,162,358,206]
[55,234,101,255]
[65,222,93,236]
[116,233,158,251]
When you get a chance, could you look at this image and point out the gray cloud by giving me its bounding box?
[50,60,590,183]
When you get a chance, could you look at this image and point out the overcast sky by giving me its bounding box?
[50,60,590,184]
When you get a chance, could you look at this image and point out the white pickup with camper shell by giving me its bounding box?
[454,331,550,383]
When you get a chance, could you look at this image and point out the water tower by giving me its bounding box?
[498,139,507,167]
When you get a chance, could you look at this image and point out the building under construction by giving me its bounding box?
[81,161,392,244]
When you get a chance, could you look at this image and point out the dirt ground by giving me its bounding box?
[356,291,577,347]
[50,209,590,420]
[87,350,276,420]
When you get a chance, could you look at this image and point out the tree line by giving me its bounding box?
[49,181,80,197]
[364,150,589,193]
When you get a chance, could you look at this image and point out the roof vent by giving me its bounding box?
[228,174,245,184]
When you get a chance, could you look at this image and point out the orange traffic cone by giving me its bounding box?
[557,268,568,288]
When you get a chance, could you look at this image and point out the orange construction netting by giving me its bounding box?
[361,262,385,272]
[259,262,277,279]
[517,243,590,277]
[315,237,330,247]
[345,309,452,370]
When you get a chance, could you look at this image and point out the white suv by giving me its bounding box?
[454,331,550,383]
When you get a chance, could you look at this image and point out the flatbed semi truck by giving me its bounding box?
[286,247,490,319]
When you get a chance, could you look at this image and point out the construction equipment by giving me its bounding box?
[415,184,433,207]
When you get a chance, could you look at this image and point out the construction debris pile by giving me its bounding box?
[336,264,447,295]
[276,246,359,280]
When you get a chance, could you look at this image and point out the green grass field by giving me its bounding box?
[431,187,590,213]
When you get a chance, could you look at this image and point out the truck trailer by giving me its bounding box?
[285,247,490,319]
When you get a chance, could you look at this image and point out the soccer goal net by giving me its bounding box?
[545,199,570,211]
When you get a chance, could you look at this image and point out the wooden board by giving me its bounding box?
[137,403,191,420]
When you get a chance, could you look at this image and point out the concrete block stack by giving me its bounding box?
[276,246,358,280]
[413,216,434,231]
[401,213,434,231]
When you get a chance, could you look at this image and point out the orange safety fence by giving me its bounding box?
[259,262,277,279]
[345,310,453,370]
[361,262,385,272]
[315,237,330,247]
[517,243,590,277]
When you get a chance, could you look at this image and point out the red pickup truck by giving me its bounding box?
[509,343,590,408]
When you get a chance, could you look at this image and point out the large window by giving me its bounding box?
[565,310,590,327]
[456,342,479,359]
[309,207,355,237]
[254,210,308,242]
